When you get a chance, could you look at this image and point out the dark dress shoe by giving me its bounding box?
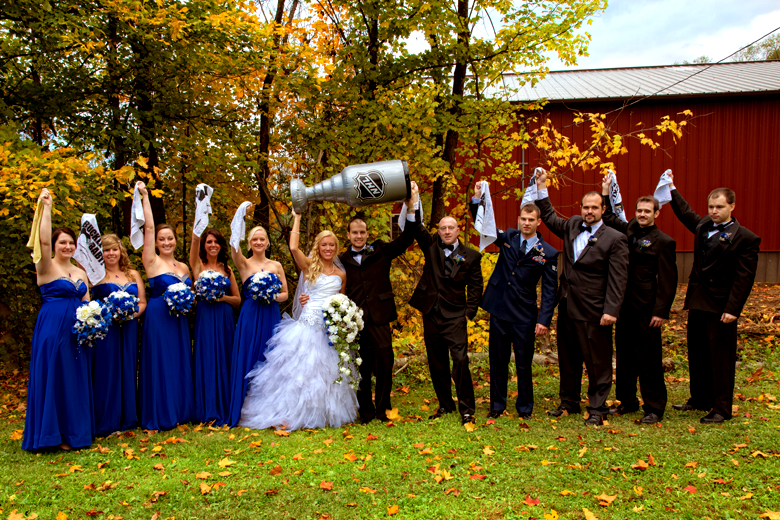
[700,411,727,424]
[486,410,504,419]
[518,414,532,420]
[428,407,453,420]
[461,414,476,425]
[609,404,640,415]
[639,412,661,424]
[547,407,574,417]
[585,414,604,426]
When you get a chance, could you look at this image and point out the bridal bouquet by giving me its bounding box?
[104,290,140,322]
[322,294,364,390]
[246,271,282,304]
[164,283,195,316]
[194,270,230,302]
[72,300,112,348]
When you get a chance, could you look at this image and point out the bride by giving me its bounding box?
[239,210,358,430]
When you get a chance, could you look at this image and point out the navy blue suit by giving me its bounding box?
[470,201,558,416]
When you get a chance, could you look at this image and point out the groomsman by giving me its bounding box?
[409,214,483,425]
[601,175,677,424]
[667,173,760,423]
[469,182,558,419]
[536,170,629,425]
[336,184,420,423]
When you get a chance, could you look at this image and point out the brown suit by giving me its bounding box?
[538,196,629,416]
[410,220,482,417]
[670,189,760,418]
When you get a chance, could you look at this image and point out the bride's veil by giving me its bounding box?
[291,255,346,320]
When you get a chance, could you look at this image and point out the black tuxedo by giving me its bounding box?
[670,189,760,418]
[410,220,483,417]
[603,200,677,417]
[538,196,629,416]
[469,201,558,416]
[339,222,416,422]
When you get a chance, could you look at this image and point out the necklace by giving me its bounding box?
[323,264,335,275]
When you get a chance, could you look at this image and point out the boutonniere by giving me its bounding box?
[452,253,465,264]
[364,244,375,254]
[718,232,731,244]
[532,255,546,265]
[587,236,598,246]
[638,239,652,250]
[533,242,545,256]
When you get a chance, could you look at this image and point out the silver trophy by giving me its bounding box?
[290,160,411,213]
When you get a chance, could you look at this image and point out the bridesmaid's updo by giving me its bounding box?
[102,234,136,282]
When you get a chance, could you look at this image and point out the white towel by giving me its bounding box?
[72,214,106,285]
[607,170,628,223]
[230,201,252,252]
[193,183,214,237]
[521,168,541,207]
[398,201,423,232]
[654,169,674,207]
[130,182,145,250]
[474,180,497,251]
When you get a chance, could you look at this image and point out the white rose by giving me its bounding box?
[356,357,363,366]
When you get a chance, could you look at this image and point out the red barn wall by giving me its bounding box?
[461,94,780,282]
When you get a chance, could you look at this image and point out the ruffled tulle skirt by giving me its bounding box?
[239,314,358,431]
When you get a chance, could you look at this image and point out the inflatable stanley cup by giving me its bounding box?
[290,160,411,213]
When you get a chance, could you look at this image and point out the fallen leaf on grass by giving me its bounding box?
[418,448,433,455]
[713,478,732,484]
[200,483,212,495]
[633,506,644,512]
[445,488,460,496]
[218,471,232,477]
[543,510,559,520]
[385,408,402,421]
[578,446,587,457]
[648,453,656,465]
[218,457,237,468]
[633,486,643,496]
[582,507,598,520]
[685,462,698,468]
[752,451,770,458]
[523,494,540,506]
[759,513,780,520]
[344,453,358,462]
[319,481,333,490]
[413,443,425,449]
[10,430,23,441]
[359,486,376,494]
[631,459,649,470]
[7,510,24,520]
[469,474,486,481]
[560,490,574,496]
[269,465,283,475]
[69,465,83,473]
[84,509,103,516]
[366,434,378,441]
[683,485,697,493]
[195,472,211,479]
[463,422,476,432]
[483,446,495,455]
[264,488,279,496]
[273,430,290,437]
[740,493,753,500]
[596,493,616,507]
[292,453,304,460]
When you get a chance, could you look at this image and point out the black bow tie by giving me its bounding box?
[441,243,455,252]
[710,221,731,232]
[579,224,592,234]
[349,249,364,257]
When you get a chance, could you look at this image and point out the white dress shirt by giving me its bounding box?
[573,219,603,260]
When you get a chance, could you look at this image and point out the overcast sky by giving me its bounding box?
[544,0,780,70]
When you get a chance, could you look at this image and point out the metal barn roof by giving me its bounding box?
[492,60,780,102]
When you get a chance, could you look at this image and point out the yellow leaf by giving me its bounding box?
[218,471,232,477]
[292,453,303,460]
[195,471,211,479]
[596,493,617,507]
[7,510,24,520]
[385,408,401,421]
[387,505,399,516]
[544,510,559,520]
[583,507,598,520]
[9,430,23,441]
[441,469,453,481]
[217,457,236,468]
[359,486,376,493]
[69,465,83,473]
[200,483,212,495]
[760,513,780,520]
[483,446,495,455]
[560,490,574,496]
[740,493,753,501]
[463,422,476,432]
[150,189,164,198]
[633,486,643,496]
[633,506,644,512]
[136,156,148,169]
[578,446,587,457]
[56,513,68,520]
[418,448,433,455]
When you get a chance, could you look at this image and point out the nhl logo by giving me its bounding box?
[354,170,386,201]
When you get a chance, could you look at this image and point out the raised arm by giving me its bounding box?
[35,189,53,276]
[535,170,567,239]
[229,206,250,276]
[601,173,629,234]
[289,210,311,273]
[667,173,702,234]
[385,181,420,259]
[138,182,157,270]
[189,232,203,279]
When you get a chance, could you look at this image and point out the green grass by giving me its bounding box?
[2,344,779,520]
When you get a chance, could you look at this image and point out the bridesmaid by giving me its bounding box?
[137,182,195,430]
[226,224,288,426]
[91,234,147,436]
[189,228,240,425]
[23,188,93,451]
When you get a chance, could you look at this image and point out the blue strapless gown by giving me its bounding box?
[139,274,195,430]
[193,280,235,425]
[23,278,93,451]
[91,282,139,435]
[226,276,281,427]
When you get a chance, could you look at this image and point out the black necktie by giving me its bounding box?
[521,239,528,255]
[580,224,592,234]
[710,222,728,233]
[349,249,364,257]
[441,243,455,252]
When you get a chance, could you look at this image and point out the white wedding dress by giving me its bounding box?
[239,273,358,430]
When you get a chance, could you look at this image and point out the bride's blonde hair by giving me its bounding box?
[306,230,339,284]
